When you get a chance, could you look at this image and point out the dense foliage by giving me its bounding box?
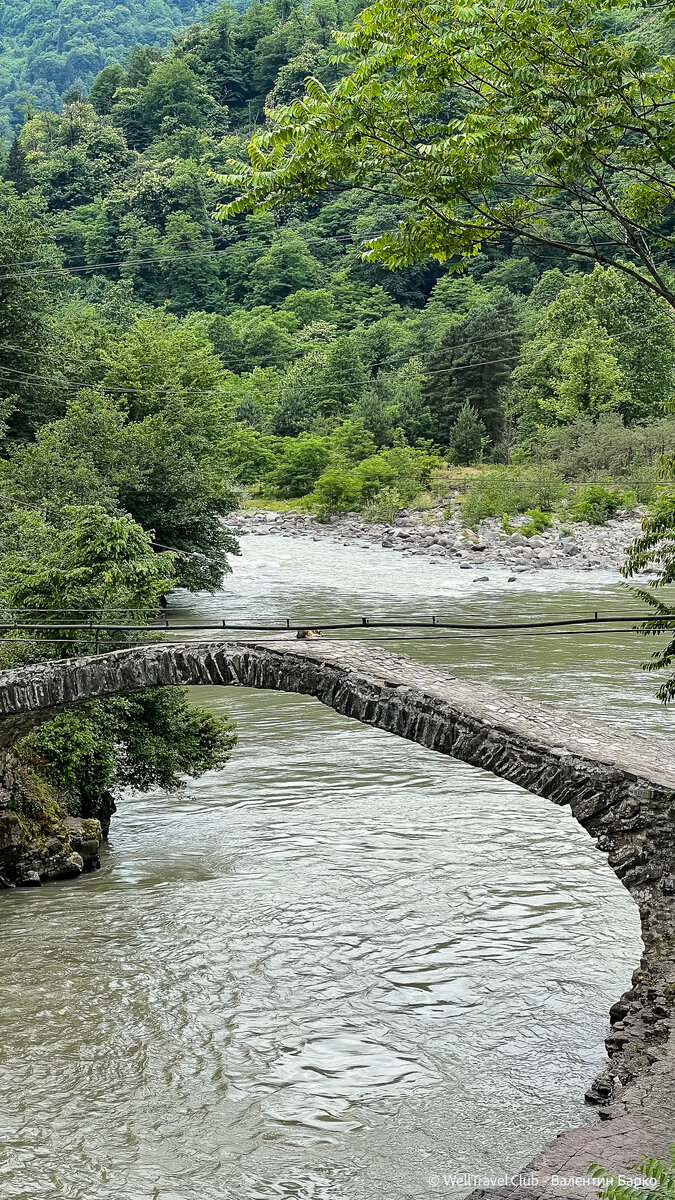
[0,1,210,137]
[4,2,675,486]
[622,398,675,702]
[19,691,236,826]
[0,0,672,814]
[0,492,237,818]
[220,0,675,306]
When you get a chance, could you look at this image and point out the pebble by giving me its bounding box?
[238,506,646,578]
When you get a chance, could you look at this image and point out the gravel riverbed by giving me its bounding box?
[235,504,652,580]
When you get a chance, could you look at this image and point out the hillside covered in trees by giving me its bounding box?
[3,0,675,499]
[0,0,212,137]
[1,0,675,822]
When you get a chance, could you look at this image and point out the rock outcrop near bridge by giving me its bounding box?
[0,636,673,1191]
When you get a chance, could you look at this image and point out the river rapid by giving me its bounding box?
[1,535,670,1200]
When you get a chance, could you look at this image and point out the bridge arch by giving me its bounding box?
[0,636,674,1177]
[0,637,672,801]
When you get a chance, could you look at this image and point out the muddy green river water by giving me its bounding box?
[1,535,671,1200]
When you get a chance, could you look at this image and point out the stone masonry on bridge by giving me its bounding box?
[0,636,673,1193]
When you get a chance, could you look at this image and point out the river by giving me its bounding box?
[1,534,670,1200]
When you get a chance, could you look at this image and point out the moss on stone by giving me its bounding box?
[0,756,72,865]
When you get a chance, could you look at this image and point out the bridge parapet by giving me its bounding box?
[0,637,673,1184]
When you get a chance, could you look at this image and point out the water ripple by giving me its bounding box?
[0,537,651,1199]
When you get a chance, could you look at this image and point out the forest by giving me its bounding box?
[2,0,675,826]
[0,1,213,137]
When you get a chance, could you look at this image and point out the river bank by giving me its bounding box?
[237,505,649,578]
[0,511,645,891]
[0,752,104,888]
[0,534,669,1198]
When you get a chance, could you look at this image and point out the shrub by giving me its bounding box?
[264,433,331,497]
[520,508,552,536]
[19,691,236,822]
[378,445,441,501]
[570,483,630,524]
[532,414,675,480]
[462,467,567,525]
[352,453,398,502]
[363,487,404,522]
[311,468,362,517]
[310,445,442,517]
[329,418,378,464]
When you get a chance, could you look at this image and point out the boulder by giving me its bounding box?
[63,817,103,869]
[0,812,21,853]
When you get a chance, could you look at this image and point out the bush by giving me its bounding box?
[377,446,442,502]
[264,434,331,497]
[329,418,378,464]
[532,414,675,480]
[363,487,405,522]
[570,483,630,524]
[311,468,362,517]
[309,446,442,517]
[352,453,399,502]
[311,457,396,517]
[520,508,552,536]
[461,467,567,525]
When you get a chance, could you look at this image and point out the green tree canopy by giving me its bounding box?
[0,503,175,658]
[217,0,675,307]
[509,265,675,430]
[0,191,65,436]
[421,293,519,444]
[450,401,486,465]
[248,232,325,306]
[20,690,236,824]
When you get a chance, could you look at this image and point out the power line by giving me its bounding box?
[353,626,660,643]
[0,316,526,375]
[0,612,666,634]
[0,329,519,383]
[1,306,671,402]
[441,474,668,486]
[0,227,240,270]
[0,227,413,282]
[3,194,672,279]
[0,351,528,399]
[0,627,664,655]
[2,291,672,379]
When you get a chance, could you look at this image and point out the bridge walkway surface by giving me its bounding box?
[0,637,673,1194]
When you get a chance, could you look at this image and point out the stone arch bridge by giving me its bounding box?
[0,636,674,1192]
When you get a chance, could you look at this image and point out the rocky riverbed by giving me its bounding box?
[237,504,651,578]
